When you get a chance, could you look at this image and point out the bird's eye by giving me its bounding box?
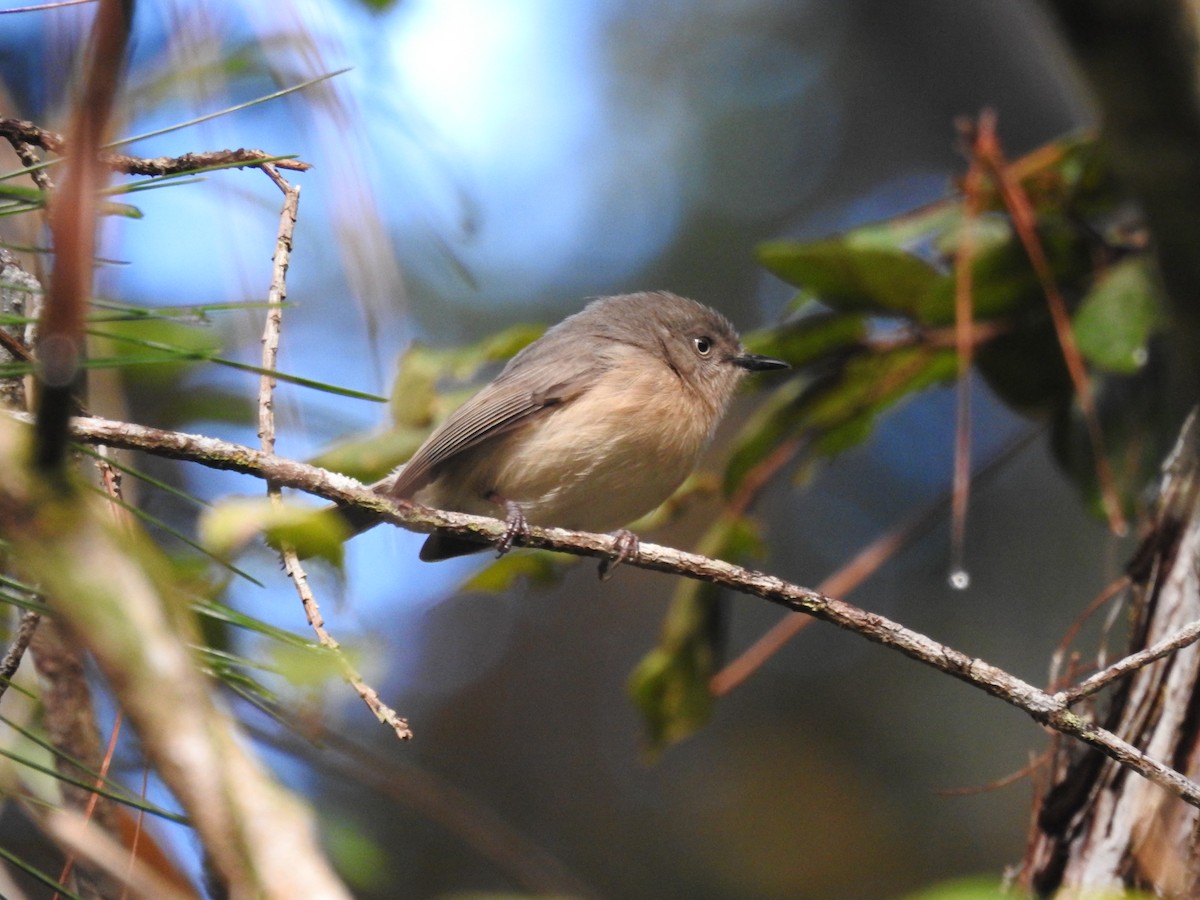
[693,336,713,357]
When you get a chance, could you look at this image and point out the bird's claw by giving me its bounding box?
[598,528,639,581]
[495,499,528,556]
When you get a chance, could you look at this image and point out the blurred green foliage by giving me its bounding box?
[630,132,1171,752]
[312,323,544,483]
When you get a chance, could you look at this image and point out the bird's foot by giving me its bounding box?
[492,496,528,556]
[598,528,639,581]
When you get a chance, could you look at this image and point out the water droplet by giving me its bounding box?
[948,568,971,590]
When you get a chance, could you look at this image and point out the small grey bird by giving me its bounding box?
[352,291,788,562]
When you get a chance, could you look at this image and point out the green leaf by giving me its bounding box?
[725,345,956,494]
[758,238,943,318]
[724,377,810,497]
[463,550,568,592]
[388,324,543,427]
[200,498,349,567]
[102,201,143,219]
[193,598,323,649]
[922,215,1089,325]
[1073,257,1164,373]
[89,326,386,402]
[628,578,721,755]
[308,425,432,484]
[974,312,1073,414]
[630,515,763,753]
[743,309,867,369]
[388,347,443,430]
[267,641,349,688]
[324,816,390,894]
[830,201,963,253]
[982,132,1115,218]
[0,183,44,202]
[314,324,544,480]
[1049,361,1168,522]
[802,346,957,453]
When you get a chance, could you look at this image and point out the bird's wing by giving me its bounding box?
[388,354,601,498]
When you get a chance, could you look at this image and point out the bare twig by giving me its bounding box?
[109,148,311,176]
[711,499,922,697]
[935,749,1052,797]
[281,551,413,740]
[0,118,311,175]
[1047,575,1130,689]
[4,139,53,192]
[255,170,411,741]
[1058,617,1200,704]
[713,430,1041,696]
[34,0,131,474]
[0,608,41,699]
[28,409,1200,809]
[0,0,97,14]
[43,810,195,900]
[950,113,988,584]
[0,117,64,152]
[969,114,1127,536]
[256,170,291,456]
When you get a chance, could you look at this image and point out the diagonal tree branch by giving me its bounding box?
[22,409,1200,810]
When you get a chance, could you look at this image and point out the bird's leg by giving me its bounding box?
[486,492,528,556]
[598,528,640,581]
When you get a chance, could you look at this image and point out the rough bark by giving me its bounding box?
[1019,413,1200,895]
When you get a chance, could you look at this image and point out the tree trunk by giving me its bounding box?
[1018,412,1200,895]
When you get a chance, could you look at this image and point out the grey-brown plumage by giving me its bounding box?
[358,291,787,560]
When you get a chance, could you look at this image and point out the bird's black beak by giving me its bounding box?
[731,351,790,372]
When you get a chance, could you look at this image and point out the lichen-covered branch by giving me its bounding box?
[30,408,1200,811]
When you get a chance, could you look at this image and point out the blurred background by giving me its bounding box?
[0,1,1127,897]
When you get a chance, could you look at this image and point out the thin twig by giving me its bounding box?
[34,0,132,474]
[255,170,411,741]
[0,0,97,13]
[0,608,42,701]
[42,811,196,900]
[4,139,53,192]
[27,409,1200,809]
[711,501,922,697]
[56,709,124,895]
[257,169,290,456]
[935,748,1052,797]
[0,118,311,174]
[950,115,988,585]
[713,429,1042,696]
[1047,574,1130,689]
[281,549,412,740]
[970,112,1127,536]
[1058,617,1200,704]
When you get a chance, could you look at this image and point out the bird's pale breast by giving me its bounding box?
[416,357,720,532]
